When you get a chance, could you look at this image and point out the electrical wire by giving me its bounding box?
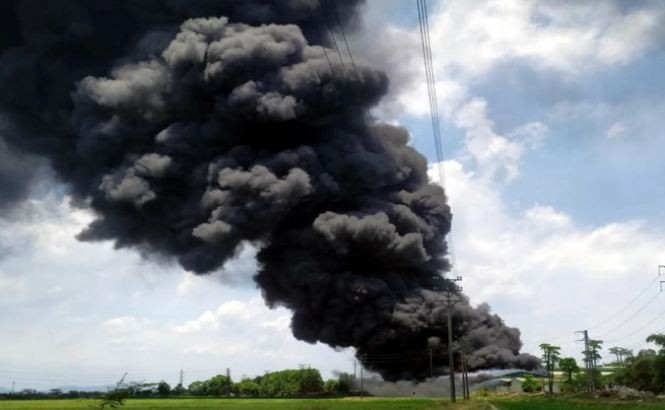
[416,0,457,270]
[589,275,661,331]
[597,292,661,338]
[328,0,359,76]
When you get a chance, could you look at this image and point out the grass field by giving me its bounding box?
[0,398,459,410]
[1,397,663,410]
[490,395,665,409]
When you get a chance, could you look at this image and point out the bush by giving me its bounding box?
[522,375,540,393]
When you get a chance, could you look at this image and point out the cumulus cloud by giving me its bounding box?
[428,155,665,356]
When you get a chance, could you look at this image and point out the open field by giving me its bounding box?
[0,398,460,410]
[490,395,665,410]
[2,397,664,410]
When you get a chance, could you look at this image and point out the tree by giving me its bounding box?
[324,373,351,395]
[613,334,665,394]
[257,369,324,397]
[609,347,633,368]
[539,343,561,394]
[172,384,186,396]
[157,381,171,396]
[558,357,579,383]
[188,381,207,396]
[647,333,665,390]
[325,379,340,393]
[206,374,233,396]
[589,340,603,388]
[646,334,665,352]
[609,347,623,366]
[235,378,260,397]
[521,375,540,393]
[589,340,603,367]
[98,389,129,409]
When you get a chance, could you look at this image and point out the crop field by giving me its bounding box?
[2,397,664,410]
[0,398,456,410]
[490,395,665,410]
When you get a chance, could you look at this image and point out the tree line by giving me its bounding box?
[0,368,356,401]
[185,368,354,398]
[536,332,665,394]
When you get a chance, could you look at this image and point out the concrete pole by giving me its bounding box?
[447,308,456,402]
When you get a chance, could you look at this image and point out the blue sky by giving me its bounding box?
[357,0,665,366]
[3,0,665,391]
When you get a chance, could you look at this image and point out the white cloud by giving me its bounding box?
[606,122,627,139]
[547,100,614,121]
[361,0,658,156]
[375,0,660,84]
[453,98,548,182]
[102,316,151,333]
[429,156,665,357]
[173,298,286,334]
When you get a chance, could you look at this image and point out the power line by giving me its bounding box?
[321,45,336,77]
[416,0,457,270]
[523,270,663,346]
[605,302,665,343]
[589,274,661,331]
[327,0,359,76]
[319,2,347,80]
[416,3,462,402]
[597,291,661,338]
[626,324,665,351]
[316,1,340,78]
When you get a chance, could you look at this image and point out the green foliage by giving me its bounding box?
[188,380,207,396]
[258,368,324,397]
[235,378,260,397]
[613,333,665,394]
[172,383,186,396]
[521,374,540,393]
[186,368,323,398]
[558,357,581,392]
[570,371,588,392]
[98,389,129,408]
[491,395,665,410]
[539,343,561,393]
[0,398,448,410]
[325,373,352,395]
[558,357,579,382]
[206,374,233,396]
[609,346,633,367]
[325,379,340,393]
[157,381,170,396]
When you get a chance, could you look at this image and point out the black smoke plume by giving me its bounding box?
[0,0,539,380]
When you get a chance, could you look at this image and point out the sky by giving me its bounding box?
[3,0,665,391]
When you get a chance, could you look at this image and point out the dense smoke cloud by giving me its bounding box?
[0,0,539,380]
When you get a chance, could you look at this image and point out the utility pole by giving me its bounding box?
[353,359,357,391]
[359,354,365,397]
[428,348,434,379]
[443,275,462,403]
[576,330,594,393]
[458,336,470,400]
[179,369,184,387]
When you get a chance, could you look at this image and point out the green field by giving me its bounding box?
[0,398,456,410]
[1,397,664,410]
[491,396,665,410]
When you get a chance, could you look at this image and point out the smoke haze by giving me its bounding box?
[0,0,538,380]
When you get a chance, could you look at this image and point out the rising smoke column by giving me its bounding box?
[0,0,539,380]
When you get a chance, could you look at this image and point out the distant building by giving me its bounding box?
[473,370,558,393]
